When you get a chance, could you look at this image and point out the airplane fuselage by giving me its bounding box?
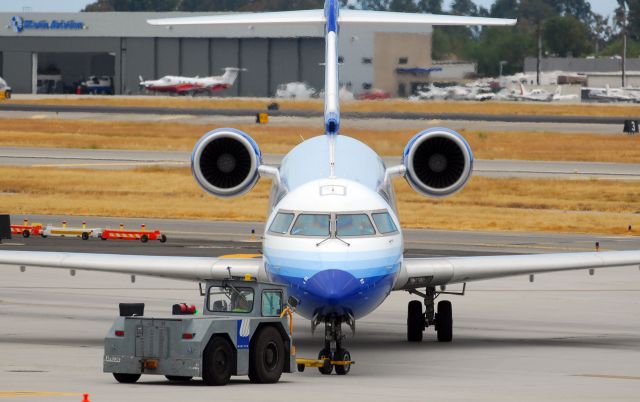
[261,135,404,320]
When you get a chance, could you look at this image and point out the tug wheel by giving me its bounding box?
[249,326,285,384]
[113,373,141,384]
[202,337,233,386]
[22,230,30,238]
[140,234,149,243]
[81,232,89,240]
[159,234,167,243]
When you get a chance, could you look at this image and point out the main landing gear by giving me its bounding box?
[316,316,353,375]
[407,286,460,343]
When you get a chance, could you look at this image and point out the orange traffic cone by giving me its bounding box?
[81,394,91,402]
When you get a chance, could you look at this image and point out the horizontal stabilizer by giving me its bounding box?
[340,10,516,26]
[148,10,516,27]
[148,10,325,26]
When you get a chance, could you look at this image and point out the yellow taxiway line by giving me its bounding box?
[0,391,80,398]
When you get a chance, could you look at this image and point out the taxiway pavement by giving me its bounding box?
[1,223,639,401]
[2,147,640,180]
[0,109,629,135]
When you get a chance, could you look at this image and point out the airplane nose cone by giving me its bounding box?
[305,269,361,302]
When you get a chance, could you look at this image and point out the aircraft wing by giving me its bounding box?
[148,10,516,27]
[395,251,640,290]
[0,251,262,282]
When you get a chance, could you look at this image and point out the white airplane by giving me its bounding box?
[2,0,640,378]
[139,67,243,95]
[511,83,553,102]
[551,86,578,102]
[584,85,637,103]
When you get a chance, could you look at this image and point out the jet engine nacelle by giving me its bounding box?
[191,128,262,198]
[403,128,473,198]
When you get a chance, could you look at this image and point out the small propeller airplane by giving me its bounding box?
[139,67,243,95]
[2,0,639,378]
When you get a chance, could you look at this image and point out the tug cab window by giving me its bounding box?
[262,290,283,317]
[336,214,376,237]
[269,212,295,234]
[290,214,330,237]
[372,212,398,234]
[208,286,254,314]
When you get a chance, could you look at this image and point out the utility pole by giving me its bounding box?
[622,3,628,88]
[537,25,542,85]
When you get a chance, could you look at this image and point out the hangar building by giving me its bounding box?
[0,12,433,97]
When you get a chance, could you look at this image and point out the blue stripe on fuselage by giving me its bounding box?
[324,0,338,33]
[264,248,401,319]
[269,269,397,320]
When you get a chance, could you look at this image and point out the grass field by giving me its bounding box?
[2,119,640,163]
[1,166,637,236]
[10,96,640,117]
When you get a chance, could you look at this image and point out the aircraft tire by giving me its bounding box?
[317,349,333,375]
[202,336,233,386]
[249,326,285,383]
[407,300,424,342]
[113,373,141,384]
[436,300,453,343]
[334,349,351,375]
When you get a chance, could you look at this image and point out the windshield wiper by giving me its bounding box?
[334,234,351,247]
[316,235,332,247]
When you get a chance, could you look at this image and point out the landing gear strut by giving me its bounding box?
[407,286,456,343]
[317,317,352,375]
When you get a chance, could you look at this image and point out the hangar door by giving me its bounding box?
[36,52,115,94]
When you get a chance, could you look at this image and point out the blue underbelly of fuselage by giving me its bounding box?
[265,258,400,320]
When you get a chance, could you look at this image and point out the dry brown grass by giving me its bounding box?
[1,166,638,235]
[10,96,640,117]
[2,119,640,163]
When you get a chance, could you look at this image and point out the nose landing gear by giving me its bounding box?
[296,316,354,375]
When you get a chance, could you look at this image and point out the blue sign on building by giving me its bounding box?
[11,16,85,33]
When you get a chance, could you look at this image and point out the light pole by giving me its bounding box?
[499,61,507,78]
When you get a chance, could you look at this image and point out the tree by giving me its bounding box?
[417,0,443,13]
[489,0,518,19]
[543,16,591,57]
[450,0,478,16]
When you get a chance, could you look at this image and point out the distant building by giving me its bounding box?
[524,57,640,88]
[0,12,434,97]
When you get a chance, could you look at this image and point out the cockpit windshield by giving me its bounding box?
[290,214,330,236]
[268,212,295,234]
[372,212,398,234]
[336,214,375,237]
[269,210,399,237]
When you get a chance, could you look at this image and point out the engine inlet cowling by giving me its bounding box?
[403,128,473,198]
[191,128,262,198]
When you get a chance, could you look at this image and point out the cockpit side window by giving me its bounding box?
[268,212,295,234]
[372,212,398,234]
[290,214,330,237]
[336,214,376,237]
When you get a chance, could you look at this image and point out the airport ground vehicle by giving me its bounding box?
[0,76,11,99]
[100,228,167,243]
[11,222,43,238]
[104,278,298,385]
